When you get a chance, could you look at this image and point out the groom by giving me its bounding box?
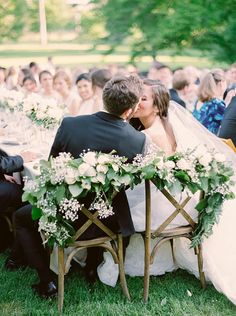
[7,75,147,297]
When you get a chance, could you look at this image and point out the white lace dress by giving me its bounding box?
[97,103,236,306]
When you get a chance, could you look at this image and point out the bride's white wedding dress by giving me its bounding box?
[97,102,236,305]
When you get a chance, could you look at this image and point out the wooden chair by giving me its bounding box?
[57,203,130,313]
[143,180,206,302]
[222,138,236,153]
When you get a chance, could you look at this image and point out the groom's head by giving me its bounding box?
[103,75,143,118]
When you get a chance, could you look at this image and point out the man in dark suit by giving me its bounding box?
[0,149,36,250]
[219,95,236,146]
[6,75,147,297]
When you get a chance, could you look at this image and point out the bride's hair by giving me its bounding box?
[143,79,170,118]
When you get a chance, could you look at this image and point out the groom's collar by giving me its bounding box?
[95,111,127,126]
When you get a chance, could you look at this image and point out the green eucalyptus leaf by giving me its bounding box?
[69,184,83,197]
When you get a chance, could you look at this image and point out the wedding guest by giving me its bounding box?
[0,149,36,252]
[169,69,195,108]
[53,70,80,116]
[17,68,31,90]
[193,69,234,135]
[76,73,98,115]
[91,68,112,111]
[29,61,40,84]
[6,66,18,90]
[39,70,58,99]
[0,67,6,88]
[219,95,236,146]
[22,76,38,96]
[6,75,147,298]
[148,62,173,88]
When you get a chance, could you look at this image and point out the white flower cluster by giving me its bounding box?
[0,87,24,111]
[23,177,39,193]
[22,93,63,128]
[50,153,73,184]
[89,195,114,219]
[37,193,57,217]
[58,198,83,221]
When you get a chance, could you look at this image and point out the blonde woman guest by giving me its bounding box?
[76,73,98,115]
[53,70,80,116]
[193,69,234,135]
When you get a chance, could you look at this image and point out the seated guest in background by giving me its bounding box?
[219,95,236,146]
[193,69,233,135]
[76,73,98,115]
[53,70,80,116]
[6,66,18,90]
[5,75,146,298]
[29,61,40,85]
[148,61,173,89]
[39,70,59,99]
[169,69,195,109]
[91,68,112,111]
[17,68,31,90]
[22,76,38,96]
[0,149,36,252]
[0,67,6,89]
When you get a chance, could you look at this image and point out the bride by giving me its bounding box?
[98,79,236,305]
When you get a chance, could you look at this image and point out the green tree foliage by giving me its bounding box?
[0,0,25,41]
[27,0,76,32]
[85,0,236,63]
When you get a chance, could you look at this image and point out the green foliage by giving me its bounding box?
[85,0,236,63]
[0,0,25,41]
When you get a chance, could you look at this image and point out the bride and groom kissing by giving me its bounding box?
[6,74,236,305]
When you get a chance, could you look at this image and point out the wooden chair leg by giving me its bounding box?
[117,234,131,300]
[58,247,65,314]
[196,244,206,289]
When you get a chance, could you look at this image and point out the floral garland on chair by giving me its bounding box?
[133,145,235,247]
[23,151,140,247]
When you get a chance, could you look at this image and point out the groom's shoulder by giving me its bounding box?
[125,123,145,140]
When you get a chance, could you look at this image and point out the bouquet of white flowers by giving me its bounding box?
[0,87,24,111]
[23,151,139,246]
[22,93,63,129]
[134,145,235,247]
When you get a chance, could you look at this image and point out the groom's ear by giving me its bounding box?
[123,108,133,120]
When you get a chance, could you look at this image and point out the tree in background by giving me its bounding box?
[81,0,236,63]
[0,0,25,41]
[0,0,76,42]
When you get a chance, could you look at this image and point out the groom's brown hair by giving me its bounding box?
[103,75,143,116]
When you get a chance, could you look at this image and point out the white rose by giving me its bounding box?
[112,164,119,172]
[164,160,175,169]
[97,154,110,164]
[83,152,97,166]
[214,153,226,163]
[96,164,108,173]
[194,144,208,159]
[176,159,189,170]
[64,167,78,185]
[199,153,212,167]
[97,173,106,183]
[85,166,97,177]
[156,159,164,169]
[78,162,90,176]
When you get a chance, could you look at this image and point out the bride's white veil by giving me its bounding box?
[168,101,236,174]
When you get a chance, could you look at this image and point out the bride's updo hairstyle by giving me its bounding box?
[143,79,170,118]
[197,69,225,102]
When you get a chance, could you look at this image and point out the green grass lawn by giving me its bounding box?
[0,42,229,70]
[0,252,235,316]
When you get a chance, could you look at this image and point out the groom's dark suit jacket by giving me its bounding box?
[219,96,236,146]
[49,111,146,239]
